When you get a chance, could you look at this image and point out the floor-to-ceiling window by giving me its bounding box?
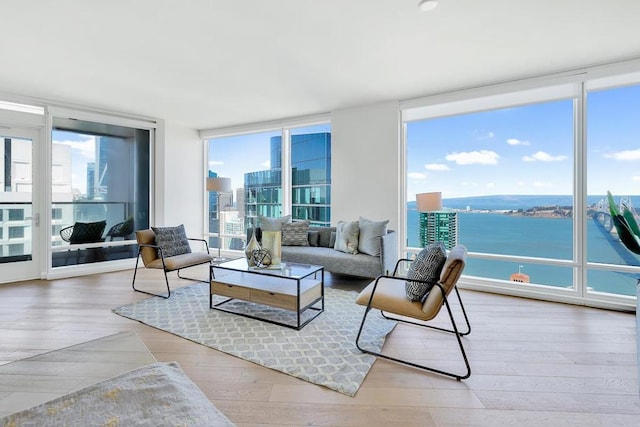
[407,98,575,291]
[203,119,331,253]
[585,81,640,298]
[403,74,640,307]
[50,115,151,268]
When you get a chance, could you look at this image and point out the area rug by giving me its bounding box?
[113,283,396,396]
[0,362,235,426]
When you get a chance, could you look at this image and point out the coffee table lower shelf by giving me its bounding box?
[210,271,324,330]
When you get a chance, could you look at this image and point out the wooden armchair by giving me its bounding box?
[355,245,471,380]
[131,228,214,299]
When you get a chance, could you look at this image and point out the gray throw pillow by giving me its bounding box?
[316,227,333,247]
[151,224,191,258]
[334,221,359,254]
[282,221,310,246]
[308,230,320,247]
[258,215,291,231]
[358,216,389,256]
[405,242,447,302]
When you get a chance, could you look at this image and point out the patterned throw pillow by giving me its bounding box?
[151,224,191,258]
[282,221,310,246]
[334,221,360,254]
[405,242,447,302]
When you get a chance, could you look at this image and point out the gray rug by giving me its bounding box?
[113,283,396,396]
[0,362,235,426]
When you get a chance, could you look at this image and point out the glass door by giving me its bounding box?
[0,126,41,282]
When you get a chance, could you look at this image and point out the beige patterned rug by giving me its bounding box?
[113,283,396,396]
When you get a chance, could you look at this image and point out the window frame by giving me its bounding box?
[201,114,331,252]
[401,71,640,310]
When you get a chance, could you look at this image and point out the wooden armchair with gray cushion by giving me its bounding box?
[355,244,471,380]
[131,225,214,298]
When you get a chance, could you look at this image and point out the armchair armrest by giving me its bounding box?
[392,258,413,276]
[187,237,210,254]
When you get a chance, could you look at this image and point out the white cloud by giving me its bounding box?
[522,151,567,162]
[209,160,224,166]
[408,172,427,179]
[517,181,526,187]
[460,181,480,187]
[424,163,450,171]
[485,182,495,188]
[533,181,553,188]
[604,149,640,161]
[261,160,270,168]
[632,175,640,182]
[507,138,530,146]
[446,150,499,165]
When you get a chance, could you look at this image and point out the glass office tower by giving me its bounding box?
[245,132,331,227]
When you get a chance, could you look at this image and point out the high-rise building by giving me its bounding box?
[245,132,331,227]
[86,162,96,200]
[419,211,458,250]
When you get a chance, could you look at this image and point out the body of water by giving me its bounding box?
[407,209,640,296]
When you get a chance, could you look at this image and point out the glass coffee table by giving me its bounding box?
[210,258,324,330]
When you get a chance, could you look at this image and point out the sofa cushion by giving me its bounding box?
[282,221,310,246]
[281,246,383,278]
[405,242,447,302]
[358,217,389,256]
[334,220,360,254]
[311,226,334,248]
[151,224,191,258]
[308,230,320,247]
[258,215,291,231]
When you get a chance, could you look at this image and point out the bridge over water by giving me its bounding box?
[593,196,640,267]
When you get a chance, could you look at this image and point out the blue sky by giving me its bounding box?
[407,85,640,201]
[52,130,95,194]
[207,124,331,191]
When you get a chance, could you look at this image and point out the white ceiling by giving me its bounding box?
[2,0,640,130]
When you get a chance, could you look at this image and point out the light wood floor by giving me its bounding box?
[0,265,638,426]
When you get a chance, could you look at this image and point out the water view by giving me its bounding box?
[407,197,640,297]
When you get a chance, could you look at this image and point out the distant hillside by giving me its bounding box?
[408,195,640,211]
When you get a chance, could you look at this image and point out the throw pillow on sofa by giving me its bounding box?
[358,216,389,256]
[405,242,447,302]
[151,224,191,258]
[334,220,359,254]
[258,215,291,231]
[282,221,310,246]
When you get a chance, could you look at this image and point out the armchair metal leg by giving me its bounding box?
[355,290,471,380]
[131,250,171,299]
[176,263,213,284]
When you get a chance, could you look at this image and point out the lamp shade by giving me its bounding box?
[416,192,442,212]
[206,177,232,193]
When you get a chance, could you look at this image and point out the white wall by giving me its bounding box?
[158,121,204,237]
[331,101,401,231]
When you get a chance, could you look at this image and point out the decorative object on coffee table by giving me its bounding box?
[251,248,272,268]
[261,230,282,265]
[245,224,261,266]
